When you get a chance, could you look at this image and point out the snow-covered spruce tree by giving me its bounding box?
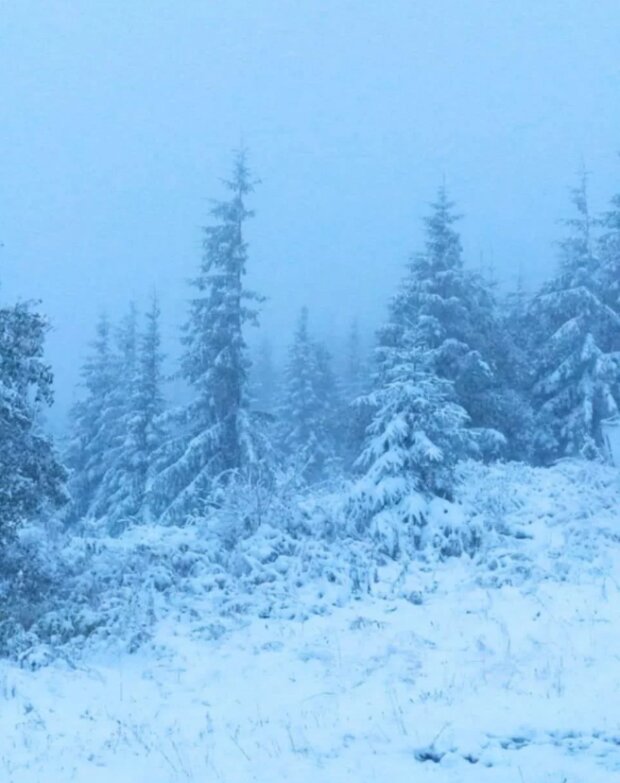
[599,187,620,317]
[531,174,620,462]
[67,300,166,531]
[89,301,167,531]
[251,337,277,414]
[341,319,372,469]
[380,186,504,454]
[0,301,67,545]
[349,327,476,557]
[65,313,119,524]
[278,307,340,481]
[151,151,265,522]
[492,273,537,462]
[134,295,166,521]
[347,189,505,555]
[88,303,140,529]
[344,319,367,401]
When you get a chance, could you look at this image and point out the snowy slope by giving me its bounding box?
[2,461,620,782]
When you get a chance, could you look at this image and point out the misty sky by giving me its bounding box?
[1,0,619,425]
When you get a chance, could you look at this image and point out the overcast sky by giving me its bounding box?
[1,0,619,425]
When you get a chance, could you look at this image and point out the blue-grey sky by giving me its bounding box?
[1,0,619,424]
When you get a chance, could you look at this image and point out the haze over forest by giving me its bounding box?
[2,0,620,425]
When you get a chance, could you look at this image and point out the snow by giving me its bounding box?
[2,460,620,782]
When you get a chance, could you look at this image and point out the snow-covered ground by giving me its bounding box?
[2,461,620,782]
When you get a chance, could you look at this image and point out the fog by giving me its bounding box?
[1,0,619,425]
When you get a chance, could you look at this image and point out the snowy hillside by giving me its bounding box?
[2,460,620,783]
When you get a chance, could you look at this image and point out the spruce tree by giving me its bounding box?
[381,186,503,452]
[344,319,366,401]
[252,337,277,414]
[599,189,620,316]
[65,313,118,523]
[350,188,505,536]
[349,322,476,558]
[492,273,537,461]
[71,300,166,530]
[531,174,620,461]
[598,184,620,413]
[152,151,263,521]
[135,295,166,520]
[90,302,151,530]
[279,308,339,481]
[341,319,371,470]
[0,301,67,543]
[355,330,474,502]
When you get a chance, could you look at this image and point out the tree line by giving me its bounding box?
[2,152,619,543]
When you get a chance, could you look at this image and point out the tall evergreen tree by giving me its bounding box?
[599,187,620,316]
[381,186,504,453]
[351,187,507,536]
[349,317,477,558]
[355,329,474,504]
[65,313,118,523]
[599,183,620,414]
[69,300,167,529]
[343,319,367,401]
[152,151,263,521]
[135,295,166,520]
[252,337,277,414]
[531,174,620,461]
[0,301,67,543]
[90,303,148,530]
[279,308,339,481]
[492,272,537,461]
[340,319,371,469]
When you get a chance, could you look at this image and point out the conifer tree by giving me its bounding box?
[65,314,118,523]
[135,295,166,520]
[341,319,371,469]
[350,188,505,536]
[344,319,366,401]
[91,302,165,530]
[92,303,139,517]
[69,300,167,529]
[531,174,620,461]
[381,186,504,453]
[0,301,67,543]
[599,188,620,316]
[492,273,537,461]
[279,308,339,481]
[152,151,263,521]
[252,337,277,414]
[354,329,474,505]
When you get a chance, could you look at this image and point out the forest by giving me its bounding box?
[1,150,620,780]
[3,147,620,623]
[4,2,620,779]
